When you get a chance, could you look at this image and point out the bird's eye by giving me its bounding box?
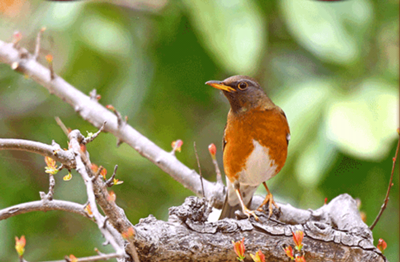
[238,82,248,90]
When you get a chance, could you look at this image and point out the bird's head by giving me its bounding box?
[206,75,273,114]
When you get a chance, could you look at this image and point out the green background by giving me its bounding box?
[0,0,398,261]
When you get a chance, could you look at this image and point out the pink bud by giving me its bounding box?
[208,143,217,158]
[171,140,183,152]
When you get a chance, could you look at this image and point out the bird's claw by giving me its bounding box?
[243,208,259,221]
[257,193,279,219]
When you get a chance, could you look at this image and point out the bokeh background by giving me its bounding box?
[0,0,398,261]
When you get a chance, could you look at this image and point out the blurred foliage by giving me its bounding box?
[0,0,398,261]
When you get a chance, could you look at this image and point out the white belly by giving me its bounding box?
[239,139,277,186]
[227,140,278,206]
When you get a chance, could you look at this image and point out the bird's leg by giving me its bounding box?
[234,188,259,221]
[257,182,279,218]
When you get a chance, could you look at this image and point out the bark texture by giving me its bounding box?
[134,194,386,262]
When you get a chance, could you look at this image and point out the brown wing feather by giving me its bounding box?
[222,123,227,152]
[276,107,290,145]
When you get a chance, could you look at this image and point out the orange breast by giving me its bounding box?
[223,107,289,183]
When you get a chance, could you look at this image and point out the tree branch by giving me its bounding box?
[41,253,122,262]
[370,135,400,230]
[133,195,385,262]
[0,135,134,261]
[0,200,88,220]
[0,37,389,262]
[0,39,225,208]
[68,130,125,255]
[0,138,76,169]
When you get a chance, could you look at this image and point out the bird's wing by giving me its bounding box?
[276,107,290,145]
[222,122,227,152]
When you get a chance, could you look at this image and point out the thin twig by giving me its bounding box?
[103,216,109,229]
[41,252,122,262]
[194,142,205,199]
[68,130,125,254]
[94,248,104,256]
[55,117,70,136]
[106,165,118,187]
[33,27,46,61]
[107,105,124,128]
[46,174,55,200]
[212,156,223,185]
[48,58,54,80]
[370,135,400,230]
[92,165,104,182]
[83,121,106,144]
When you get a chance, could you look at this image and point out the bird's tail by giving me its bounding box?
[219,192,252,219]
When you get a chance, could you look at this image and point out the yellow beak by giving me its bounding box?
[205,81,235,92]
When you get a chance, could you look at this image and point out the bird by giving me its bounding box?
[205,75,290,220]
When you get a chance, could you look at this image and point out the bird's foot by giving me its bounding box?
[257,192,279,218]
[242,207,259,221]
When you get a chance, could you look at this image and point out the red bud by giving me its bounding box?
[106,105,115,111]
[377,238,387,253]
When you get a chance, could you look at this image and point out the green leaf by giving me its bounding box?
[273,79,333,150]
[182,0,266,74]
[80,14,131,57]
[280,0,373,64]
[42,1,84,30]
[326,79,398,160]
[295,124,337,188]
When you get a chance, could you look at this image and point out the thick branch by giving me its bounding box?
[134,195,385,262]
